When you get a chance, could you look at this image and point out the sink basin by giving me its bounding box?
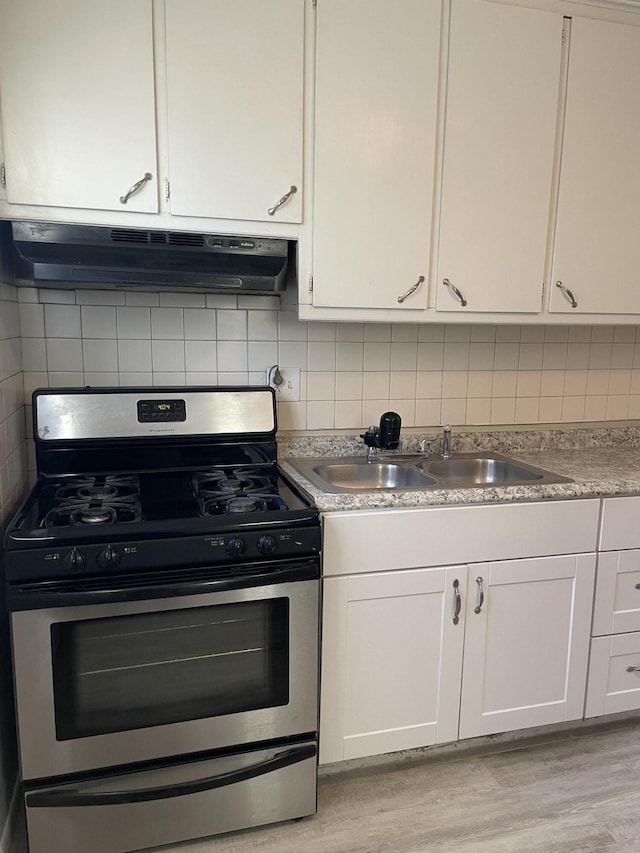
[312,462,437,491]
[286,452,571,494]
[422,456,543,486]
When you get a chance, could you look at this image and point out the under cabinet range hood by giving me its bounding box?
[11,221,291,293]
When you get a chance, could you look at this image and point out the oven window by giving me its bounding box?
[51,599,290,740]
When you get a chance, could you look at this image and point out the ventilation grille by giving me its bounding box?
[168,232,205,247]
[110,229,205,247]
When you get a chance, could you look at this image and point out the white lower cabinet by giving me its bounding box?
[459,554,595,739]
[320,566,466,764]
[319,501,599,765]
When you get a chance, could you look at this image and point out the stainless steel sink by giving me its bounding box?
[421,455,544,486]
[312,462,437,491]
[287,451,571,494]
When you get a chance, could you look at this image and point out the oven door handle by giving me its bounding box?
[26,743,316,808]
[8,560,319,610]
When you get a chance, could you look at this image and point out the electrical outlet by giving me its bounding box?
[268,366,300,402]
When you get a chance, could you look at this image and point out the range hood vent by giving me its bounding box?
[12,221,291,294]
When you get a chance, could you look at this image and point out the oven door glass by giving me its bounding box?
[51,598,289,740]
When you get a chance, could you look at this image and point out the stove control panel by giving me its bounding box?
[7,524,321,582]
[137,399,186,423]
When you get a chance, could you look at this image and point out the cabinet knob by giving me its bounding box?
[442,278,467,307]
[120,172,153,205]
[555,281,577,308]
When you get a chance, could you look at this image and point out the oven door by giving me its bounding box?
[10,562,319,781]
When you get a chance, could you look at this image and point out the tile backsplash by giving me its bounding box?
[18,285,640,431]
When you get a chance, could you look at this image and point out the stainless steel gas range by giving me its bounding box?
[4,386,320,853]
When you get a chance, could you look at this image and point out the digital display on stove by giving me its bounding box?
[137,399,187,423]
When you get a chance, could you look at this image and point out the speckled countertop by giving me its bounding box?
[278,425,640,512]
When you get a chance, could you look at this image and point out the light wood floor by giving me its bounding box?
[13,718,640,853]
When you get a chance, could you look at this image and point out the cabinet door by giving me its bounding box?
[320,567,466,764]
[165,0,304,223]
[550,18,640,315]
[459,554,595,739]
[311,0,441,310]
[593,550,640,637]
[0,0,158,213]
[436,0,562,314]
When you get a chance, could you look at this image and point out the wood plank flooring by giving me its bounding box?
[12,718,640,853]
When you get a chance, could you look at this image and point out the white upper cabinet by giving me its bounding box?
[0,0,158,213]
[310,0,441,310]
[436,0,562,314]
[550,17,640,315]
[165,0,304,223]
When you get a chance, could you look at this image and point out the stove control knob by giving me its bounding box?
[97,545,121,570]
[225,536,246,558]
[66,547,86,574]
[257,535,277,555]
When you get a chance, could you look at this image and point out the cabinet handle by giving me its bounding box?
[634,583,640,590]
[626,666,640,673]
[267,185,297,216]
[397,275,425,304]
[453,578,461,625]
[119,172,153,205]
[555,281,577,309]
[442,278,467,307]
[474,576,485,614]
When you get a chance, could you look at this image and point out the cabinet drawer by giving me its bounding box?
[600,497,640,552]
[593,550,640,636]
[322,499,600,575]
[586,633,640,717]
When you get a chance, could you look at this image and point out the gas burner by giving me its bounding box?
[71,506,118,525]
[201,493,288,517]
[43,498,143,528]
[55,475,140,503]
[193,469,274,498]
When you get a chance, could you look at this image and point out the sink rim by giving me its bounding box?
[286,451,572,495]
[312,461,438,491]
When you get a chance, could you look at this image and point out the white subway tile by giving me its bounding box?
[515,397,539,424]
[466,398,491,425]
[469,342,495,371]
[518,343,543,370]
[417,342,444,371]
[44,304,81,338]
[470,325,496,342]
[364,323,392,342]
[566,342,590,370]
[442,371,468,399]
[159,292,205,308]
[467,371,493,398]
[539,396,563,423]
[591,325,615,343]
[566,370,589,396]
[248,341,278,372]
[492,371,518,398]
[84,373,119,387]
[415,398,441,426]
[83,340,118,372]
[390,371,416,400]
[307,372,335,401]
[561,396,585,422]
[584,396,608,421]
[151,308,184,340]
[306,401,334,429]
[278,312,308,342]
[391,342,418,371]
[418,325,445,343]
[216,309,247,341]
[440,398,466,424]
[38,289,76,304]
[609,369,632,395]
[153,372,186,386]
[276,401,307,430]
[606,395,629,420]
[444,324,470,342]
[363,399,390,425]
[334,400,363,429]
[385,399,415,427]
[125,291,160,307]
[490,397,516,424]
[308,322,336,341]
[278,341,307,370]
[611,343,634,369]
[184,341,217,373]
[337,323,365,342]
[391,324,418,342]
[516,371,541,398]
[416,371,442,399]
[119,372,153,386]
[494,343,519,370]
[19,303,44,337]
[118,340,152,372]
[589,343,613,370]
[82,306,117,339]
[336,342,364,371]
[205,294,237,309]
[46,339,83,372]
[76,289,125,306]
[540,371,565,397]
[117,307,151,340]
[308,342,336,371]
[542,343,567,370]
[216,341,247,372]
[336,372,364,401]
[248,310,278,341]
[186,372,219,386]
[152,340,185,372]
[363,372,390,400]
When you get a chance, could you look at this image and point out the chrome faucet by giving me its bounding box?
[442,424,452,459]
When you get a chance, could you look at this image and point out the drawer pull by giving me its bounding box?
[474,576,485,614]
[626,666,640,673]
[453,579,461,625]
[119,172,152,204]
[267,185,297,216]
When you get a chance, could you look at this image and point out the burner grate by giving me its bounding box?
[43,475,142,528]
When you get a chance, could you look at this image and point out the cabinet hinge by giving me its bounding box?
[308,274,313,292]
[312,0,317,7]
[0,163,5,189]
[164,178,170,201]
